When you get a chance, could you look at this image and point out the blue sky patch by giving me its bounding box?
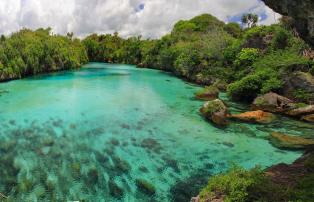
[135,3,145,12]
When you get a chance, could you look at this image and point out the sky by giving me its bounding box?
[0,0,280,38]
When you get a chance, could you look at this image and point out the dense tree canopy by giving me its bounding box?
[82,13,313,103]
[0,28,88,82]
[0,13,312,103]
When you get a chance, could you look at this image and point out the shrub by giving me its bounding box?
[199,166,264,202]
[271,29,290,50]
[234,48,259,67]
[224,22,242,38]
[293,89,313,103]
[227,69,282,101]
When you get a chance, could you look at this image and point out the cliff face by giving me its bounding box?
[262,0,314,46]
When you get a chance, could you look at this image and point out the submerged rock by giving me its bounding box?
[229,110,276,124]
[200,99,229,126]
[109,179,124,198]
[135,179,156,196]
[162,156,180,173]
[87,167,99,184]
[109,138,120,146]
[170,171,210,202]
[195,86,219,101]
[301,114,314,123]
[140,138,162,153]
[112,157,131,174]
[268,132,314,150]
[286,105,314,117]
[252,92,294,113]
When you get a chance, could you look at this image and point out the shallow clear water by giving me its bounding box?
[0,63,311,201]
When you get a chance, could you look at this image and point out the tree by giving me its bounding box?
[241,13,259,28]
[224,22,242,38]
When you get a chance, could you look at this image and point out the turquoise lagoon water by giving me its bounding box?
[0,63,312,201]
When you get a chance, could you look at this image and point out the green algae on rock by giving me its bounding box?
[252,92,294,113]
[195,86,219,101]
[301,114,314,123]
[286,105,314,117]
[200,99,229,126]
[269,132,314,150]
[135,179,156,196]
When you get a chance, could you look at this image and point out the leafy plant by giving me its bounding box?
[234,48,259,67]
[199,166,264,202]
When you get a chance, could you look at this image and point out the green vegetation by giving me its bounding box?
[195,85,219,101]
[199,166,272,202]
[1,13,312,104]
[83,14,234,84]
[82,13,313,103]
[293,89,313,103]
[241,13,258,28]
[199,155,314,202]
[0,28,88,81]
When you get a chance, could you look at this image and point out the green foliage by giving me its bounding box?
[241,13,258,28]
[224,22,242,38]
[77,13,311,104]
[293,89,313,103]
[195,85,219,98]
[0,28,87,81]
[173,20,198,33]
[201,99,225,115]
[189,14,225,32]
[295,103,309,108]
[227,69,282,101]
[199,166,264,202]
[234,48,259,67]
[271,29,291,50]
[199,161,314,202]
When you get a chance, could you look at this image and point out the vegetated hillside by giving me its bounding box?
[0,28,88,82]
[262,0,314,47]
[197,149,314,202]
[83,14,314,103]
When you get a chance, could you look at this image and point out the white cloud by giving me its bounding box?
[0,0,279,38]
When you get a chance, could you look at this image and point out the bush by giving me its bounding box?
[271,29,290,50]
[227,69,282,101]
[293,89,314,103]
[234,48,259,67]
[199,166,264,202]
[224,22,242,38]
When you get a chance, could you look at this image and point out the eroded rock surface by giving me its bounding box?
[262,0,314,46]
[229,110,276,124]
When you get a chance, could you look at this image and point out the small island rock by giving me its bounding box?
[200,99,229,126]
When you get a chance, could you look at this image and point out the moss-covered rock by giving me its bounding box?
[229,110,276,124]
[301,114,314,123]
[286,105,314,117]
[109,179,124,198]
[268,132,314,150]
[252,92,294,113]
[195,86,219,101]
[200,99,229,126]
[87,167,99,184]
[135,179,156,196]
[282,71,314,103]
